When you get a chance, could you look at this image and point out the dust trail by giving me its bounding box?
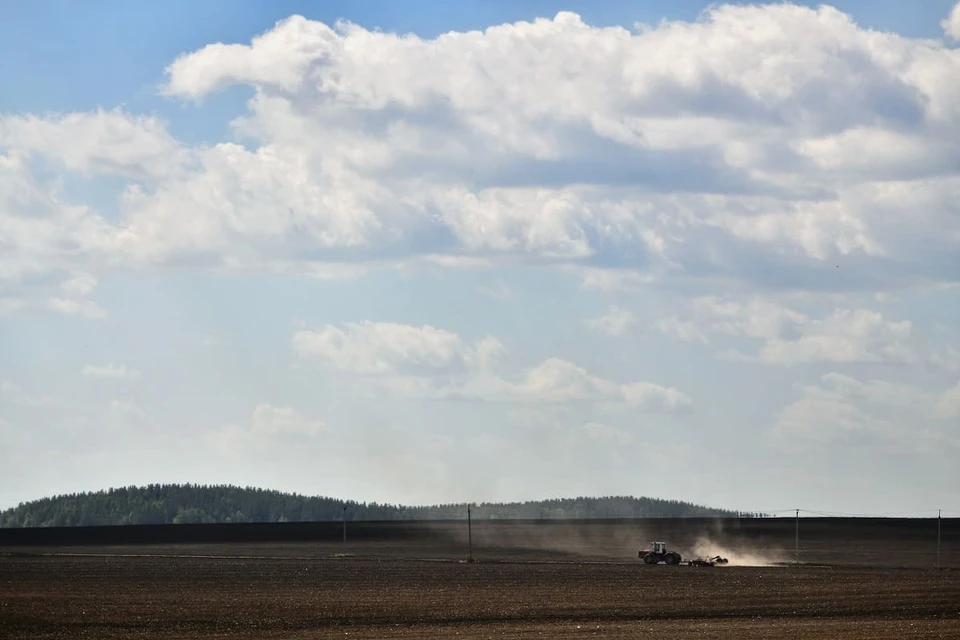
[687,536,787,567]
[449,522,651,560]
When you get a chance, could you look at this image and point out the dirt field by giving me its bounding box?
[2,518,958,638]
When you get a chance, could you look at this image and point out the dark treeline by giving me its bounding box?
[0,484,761,528]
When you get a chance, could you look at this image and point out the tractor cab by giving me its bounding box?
[651,541,666,554]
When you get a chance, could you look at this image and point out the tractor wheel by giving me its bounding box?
[664,553,681,565]
[643,554,657,564]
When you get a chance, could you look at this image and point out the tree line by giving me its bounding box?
[0,484,763,528]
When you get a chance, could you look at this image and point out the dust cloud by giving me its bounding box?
[451,521,652,560]
[445,521,789,566]
[687,535,787,567]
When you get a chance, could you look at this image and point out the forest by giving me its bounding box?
[0,484,761,527]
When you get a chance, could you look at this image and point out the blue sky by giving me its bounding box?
[1,0,959,515]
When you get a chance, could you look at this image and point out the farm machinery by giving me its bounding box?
[638,541,728,567]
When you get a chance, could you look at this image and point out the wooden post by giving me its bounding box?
[467,504,473,562]
[795,509,799,566]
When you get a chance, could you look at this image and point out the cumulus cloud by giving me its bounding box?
[455,358,691,409]
[0,5,959,294]
[212,404,327,455]
[0,154,114,319]
[108,399,151,425]
[0,296,27,315]
[46,297,108,319]
[0,153,113,285]
[774,384,896,445]
[582,422,634,445]
[150,6,959,279]
[475,281,512,300]
[933,381,960,420]
[0,108,187,180]
[758,309,914,365]
[929,346,960,372]
[292,321,504,375]
[585,305,637,336]
[293,321,689,410]
[660,297,807,343]
[251,404,325,437]
[61,273,98,296]
[574,268,655,293]
[943,2,960,40]
[657,316,709,344]
[660,297,915,365]
[774,373,959,451]
[82,364,142,380]
[0,379,51,407]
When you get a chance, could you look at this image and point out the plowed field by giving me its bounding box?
[2,518,958,638]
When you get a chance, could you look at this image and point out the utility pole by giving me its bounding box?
[795,509,799,566]
[937,509,941,570]
[467,504,474,562]
[342,505,347,547]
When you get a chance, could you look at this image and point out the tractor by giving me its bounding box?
[638,541,682,565]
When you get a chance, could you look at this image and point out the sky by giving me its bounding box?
[1,0,959,515]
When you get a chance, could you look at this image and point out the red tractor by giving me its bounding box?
[638,541,682,565]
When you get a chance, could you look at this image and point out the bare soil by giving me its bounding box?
[1,518,958,638]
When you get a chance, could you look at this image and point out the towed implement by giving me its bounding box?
[688,555,729,567]
[638,541,728,567]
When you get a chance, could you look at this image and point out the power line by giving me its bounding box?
[749,508,959,518]
[801,508,945,518]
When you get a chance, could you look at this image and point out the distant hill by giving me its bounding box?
[0,484,759,528]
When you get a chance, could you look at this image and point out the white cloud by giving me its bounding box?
[0,154,110,318]
[774,386,894,445]
[774,373,959,451]
[0,294,106,319]
[292,321,504,375]
[759,309,913,365]
[929,346,960,372]
[212,404,327,455]
[454,358,691,409]
[715,200,883,262]
[61,274,98,296]
[933,382,960,420]
[0,108,187,180]
[943,2,960,40]
[0,298,27,315]
[661,297,808,343]
[581,422,634,445]
[574,268,655,293]
[202,335,228,348]
[108,399,151,424]
[660,298,915,365]
[1,5,958,291]
[0,153,114,288]
[0,379,51,407]
[817,372,934,411]
[46,297,108,319]
[82,364,142,380]
[585,305,637,336]
[251,404,325,437]
[656,317,708,344]
[476,281,512,300]
[293,320,689,410]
